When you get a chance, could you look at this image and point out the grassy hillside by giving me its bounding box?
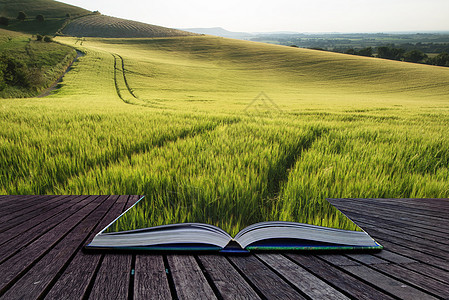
[1,36,448,234]
[0,0,91,35]
[0,28,76,97]
[1,0,196,37]
[70,36,449,114]
[0,0,89,18]
[62,14,197,38]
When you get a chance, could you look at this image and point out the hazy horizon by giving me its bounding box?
[59,0,449,33]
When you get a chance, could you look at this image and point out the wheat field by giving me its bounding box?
[1,35,448,234]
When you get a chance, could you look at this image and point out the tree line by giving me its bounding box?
[0,11,74,26]
[311,46,449,67]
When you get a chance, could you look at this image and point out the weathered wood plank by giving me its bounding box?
[315,254,362,266]
[88,195,135,300]
[0,195,103,294]
[257,254,349,300]
[371,237,449,271]
[373,249,416,264]
[0,195,76,246]
[341,264,437,300]
[0,195,36,207]
[1,195,56,215]
[0,195,51,212]
[330,200,449,232]
[287,254,394,300]
[335,209,449,243]
[0,195,90,263]
[44,195,128,300]
[348,256,449,299]
[229,255,306,300]
[88,254,132,300]
[332,202,449,238]
[346,198,449,213]
[394,262,449,285]
[0,195,114,300]
[345,253,390,265]
[370,249,449,285]
[167,255,217,300]
[352,216,449,250]
[0,195,60,231]
[0,195,86,245]
[319,254,440,299]
[198,255,261,300]
[355,223,449,260]
[133,255,172,300]
[332,197,449,223]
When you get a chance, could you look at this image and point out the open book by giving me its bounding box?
[86,196,382,252]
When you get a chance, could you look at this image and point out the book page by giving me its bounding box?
[103,124,361,236]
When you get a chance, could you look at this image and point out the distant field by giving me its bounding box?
[1,35,448,234]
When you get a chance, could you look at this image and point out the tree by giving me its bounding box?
[0,54,30,88]
[66,13,71,18]
[17,11,26,21]
[0,16,9,26]
[403,50,427,63]
[36,34,43,41]
[36,14,44,22]
[377,46,404,61]
[357,47,373,57]
[432,52,449,67]
[44,36,52,43]
[345,48,356,55]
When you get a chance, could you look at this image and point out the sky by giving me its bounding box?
[60,0,449,33]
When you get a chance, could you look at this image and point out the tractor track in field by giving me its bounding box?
[43,121,233,194]
[116,53,140,99]
[112,53,151,106]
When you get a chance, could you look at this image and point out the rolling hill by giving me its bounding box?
[62,14,197,38]
[0,0,196,38]
[0,0,89,18]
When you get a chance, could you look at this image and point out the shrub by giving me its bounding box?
[17,11,26,21]
[44,36,53,43]
[0,54,30,88]
[36,14,44,22]
[66,13,71,18]
[36,34,43,41]
[0,16,9,26]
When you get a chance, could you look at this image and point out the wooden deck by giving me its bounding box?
[0,196,448,299]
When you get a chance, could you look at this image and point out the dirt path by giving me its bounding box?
[38,50,85,98]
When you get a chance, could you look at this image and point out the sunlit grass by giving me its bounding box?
[1,35,448,233]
